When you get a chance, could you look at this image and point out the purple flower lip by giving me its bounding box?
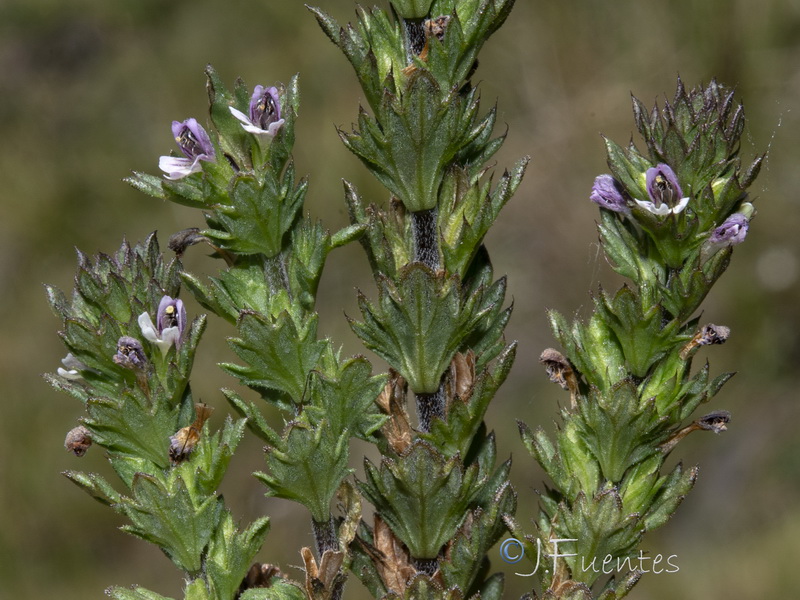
[172,118,215,159]
[635,163,690,216]
[250,86,281,129]
[590,174,629,214]
[230,85,285,139]
[159,118,216,180]
[156,295,186,339]
[708,213,749,248]
[139,295,186,356]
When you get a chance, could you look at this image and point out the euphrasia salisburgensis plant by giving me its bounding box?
[506,79,763,599]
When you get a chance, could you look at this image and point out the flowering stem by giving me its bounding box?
[313,2,522,596]
[511,79,765,597]
[411,208,440,269]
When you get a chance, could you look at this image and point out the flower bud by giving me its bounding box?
[408,16,451,64]
[590,175,629,214]
[64,425,92,457]
[708,213,749,249]
[737,202,755,220]
[113,336,147,370]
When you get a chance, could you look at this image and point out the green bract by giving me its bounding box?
[390,0,436,19]
[349,264,498,393]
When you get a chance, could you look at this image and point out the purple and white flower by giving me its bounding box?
[708,213,749,249]
[138,295,186,356]
[635,163,690,216]
[159,118,216,180]
[590,174,629,214]
[229,85,285,140]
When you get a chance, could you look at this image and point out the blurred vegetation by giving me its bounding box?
[1,0,798,598]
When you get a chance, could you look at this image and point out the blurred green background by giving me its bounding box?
[2,0,798,598]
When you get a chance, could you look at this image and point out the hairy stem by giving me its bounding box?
[311,516,338,556]
[412,556,439,576]
[312,516,345,600]
[402,17,427,62]
[263,251,290,294]
[411,208,440,270]
[415,376,446,432]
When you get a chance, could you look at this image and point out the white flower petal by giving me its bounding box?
[161,326,181,350]
[159,155,200,180]
[158,155,186,171]
[267,119,285,138]
[243,124,270,136]
[57,367,82,380]
[230,106,284,140]
[61,353,85,370]
[672,197,690,214]
[229,106,252,125]
[154,339,172,357]
[634,199,672,216]
[138,312,159,343]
